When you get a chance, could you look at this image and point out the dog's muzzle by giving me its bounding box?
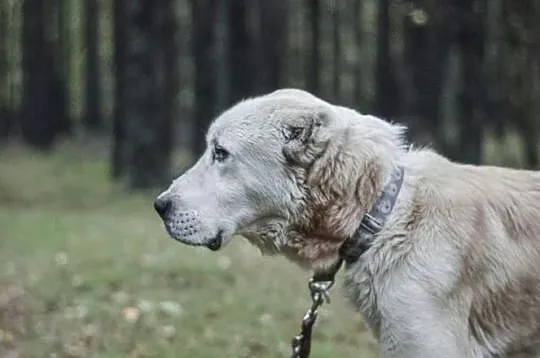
[162,210,202,239]
[153,199,224,251]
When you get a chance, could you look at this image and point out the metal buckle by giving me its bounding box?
[360,213,383,235]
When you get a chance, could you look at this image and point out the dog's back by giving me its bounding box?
[409,152,540,356]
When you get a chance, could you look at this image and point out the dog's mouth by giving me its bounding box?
[166,227,223,252]
[205,230,223,251]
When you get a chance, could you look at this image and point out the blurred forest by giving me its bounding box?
[0,2,539,356]
[1,0,539,189]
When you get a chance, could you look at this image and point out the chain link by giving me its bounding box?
[290,264,340,358]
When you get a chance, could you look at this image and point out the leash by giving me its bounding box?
[290,259,343,358]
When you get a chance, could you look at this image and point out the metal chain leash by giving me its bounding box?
[290,259,343,358]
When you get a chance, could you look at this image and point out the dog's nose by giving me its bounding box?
[153,197,171,218]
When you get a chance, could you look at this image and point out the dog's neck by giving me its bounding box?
[294,163,404,267]
[239,164,405,270]
[339,165,405,263]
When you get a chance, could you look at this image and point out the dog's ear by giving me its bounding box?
[281,106,333,167]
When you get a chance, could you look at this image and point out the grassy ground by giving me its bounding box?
[0,142,377,358]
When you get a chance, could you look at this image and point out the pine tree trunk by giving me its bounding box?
[484,0,505,140]
[122,1,175,188]
[214,0,229,111]
[55,0,72,136]
[154,0,176,178]
[529,1,540,169]
[21,0,57,149]
[50,0,71,137]
[123,0,157,187]
[352,0,363,105]
[402,1,450,147]
[374,0,399,118]
[516,0,539,169]
[82,0,102,133]
[227,0,253,104]
[256,0,288,94]
[331,1,341,100]
[56,0,67,68]
[192,0,217,156]
[0,0,10,140]
[455,0,486,164]
[111,0,127,178]
[305,0,320,95]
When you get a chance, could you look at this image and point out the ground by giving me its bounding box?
[0,142,377,358]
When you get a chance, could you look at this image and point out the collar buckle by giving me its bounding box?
[359,213,383,235]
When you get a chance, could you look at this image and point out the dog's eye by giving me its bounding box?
[212,146,229,162]
[286,126,304,142]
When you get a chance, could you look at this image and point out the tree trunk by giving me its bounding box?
[7,0,17,127]
[331,1,341,101]
[121,1,175,189]
[56,0,67,68]
[214,0,229,111]
[527,1,540,169]
[455,0,486,164]
[227,0,253,104]
[255,0,288,94]
[484,0,505,140]
[516,104,538,169]
[374,0,399,118]
[515,0,539,169]
[192,0,217,156]
[0,0,10,139]
[55,0,72,135]
[305,0,320,95]
[154,0,176,178]
[21,0,57,149]
[401,1,450,147]
[352,0,363,106]
[82,0,103,133]
[287,0,305,88]
[43,0,71,137]
[111,0,127,178]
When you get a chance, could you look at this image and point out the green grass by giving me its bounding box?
[0,142,377,358]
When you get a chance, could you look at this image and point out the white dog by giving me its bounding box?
[154,88,540,358]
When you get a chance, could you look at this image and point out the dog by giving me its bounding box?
[154,88,540,357]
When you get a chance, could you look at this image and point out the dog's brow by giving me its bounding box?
[211,137,229,153]
[211,137,226,149]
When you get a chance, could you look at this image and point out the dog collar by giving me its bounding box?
[339,165,405,264]
[291,166,405,356]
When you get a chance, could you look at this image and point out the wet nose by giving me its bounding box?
[153,196,171,218]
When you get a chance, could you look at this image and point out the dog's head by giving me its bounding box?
[154,89,404,268]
